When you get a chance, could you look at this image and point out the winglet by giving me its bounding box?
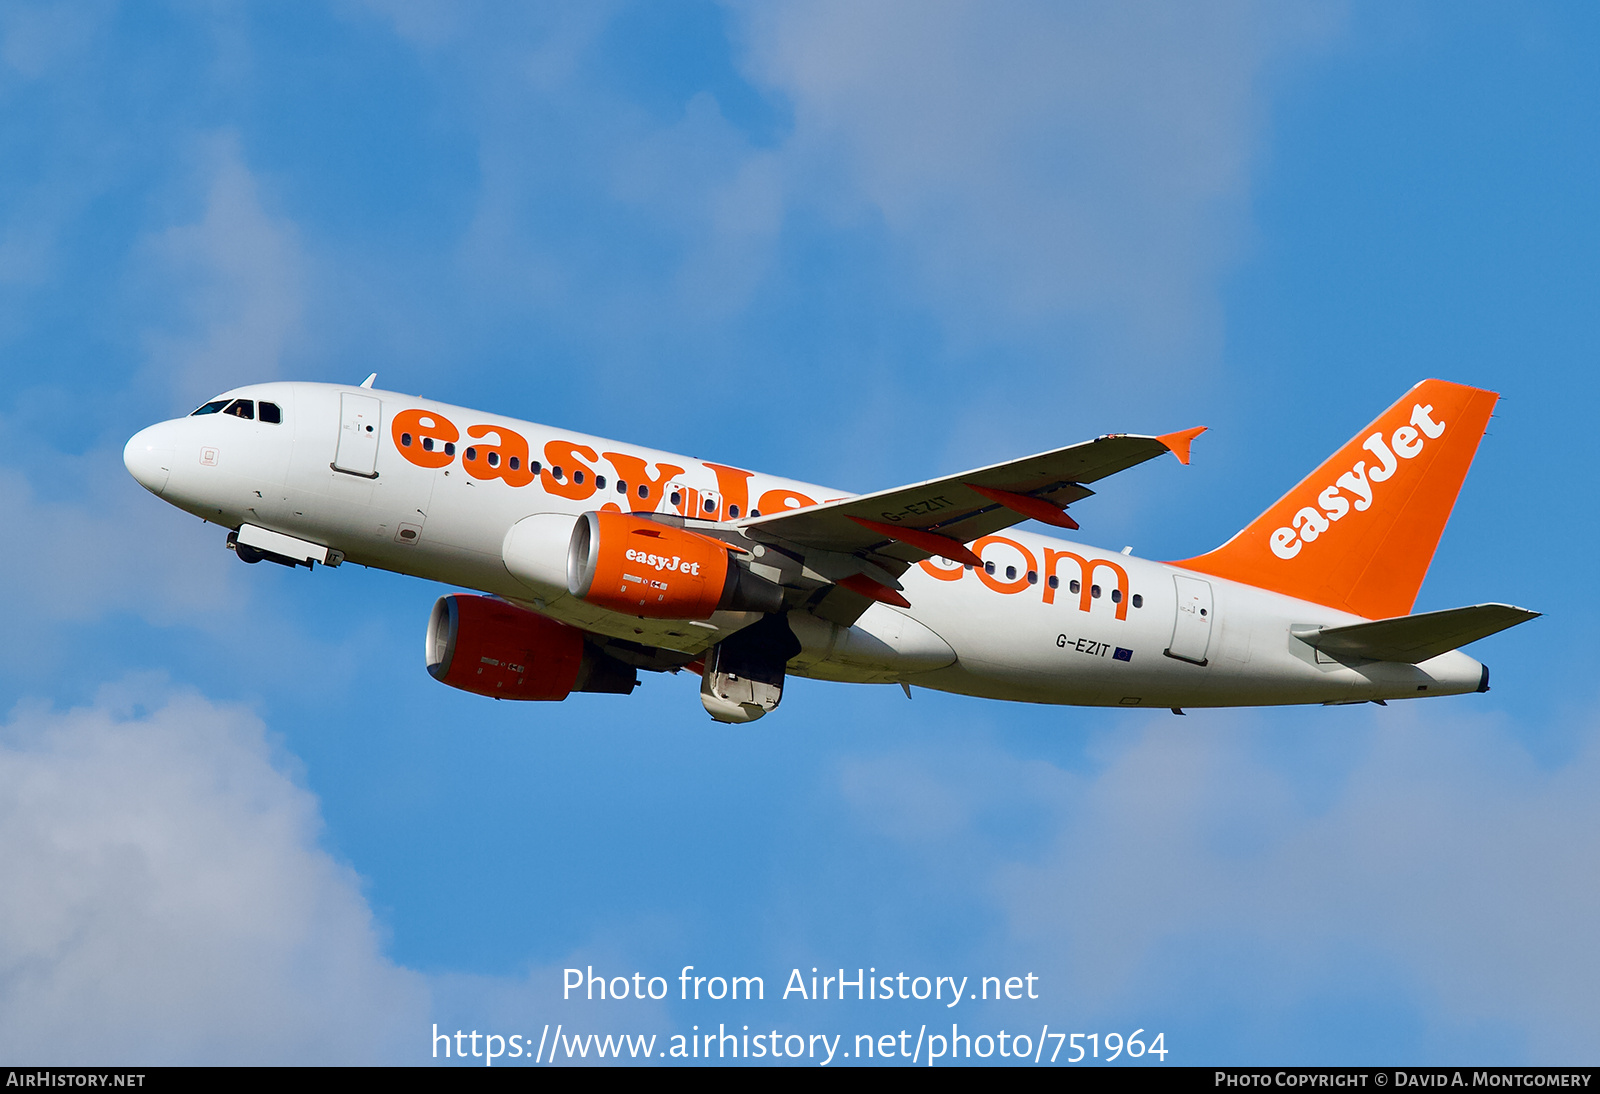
[1157,426,1207,465]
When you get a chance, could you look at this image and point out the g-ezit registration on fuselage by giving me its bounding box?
[123,378,1536,722]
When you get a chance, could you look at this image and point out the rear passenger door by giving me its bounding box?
[1165,574,1214,665]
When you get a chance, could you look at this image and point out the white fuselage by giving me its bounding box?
[124,382,1486,708]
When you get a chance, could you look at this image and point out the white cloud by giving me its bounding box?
[736,0,1336,362]
[387,2,1335,355]
[841,703,1600,1060]
[140,132,307,401]
[350,2,1338,471]
[0,678,428,1063]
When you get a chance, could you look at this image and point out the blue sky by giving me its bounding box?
[2,0,1597,1066]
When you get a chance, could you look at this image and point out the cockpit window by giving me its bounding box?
[258,401,282,424]
[223,399,255,420]
[191,399,229,416]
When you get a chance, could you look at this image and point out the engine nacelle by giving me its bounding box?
[567,511,782,619]
[425,594,636,700]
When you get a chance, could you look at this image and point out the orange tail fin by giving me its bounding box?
[1174,379,1498,619]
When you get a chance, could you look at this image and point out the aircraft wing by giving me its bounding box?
[1292,603,1540,664]
[736,428,1204,566]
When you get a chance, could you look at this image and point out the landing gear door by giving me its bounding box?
[1166,574,1214,665]
[334,392,381,477]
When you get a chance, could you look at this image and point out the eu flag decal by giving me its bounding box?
[1113,647,1133,662]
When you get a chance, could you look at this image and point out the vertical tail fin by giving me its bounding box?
[1174,379,1498,619]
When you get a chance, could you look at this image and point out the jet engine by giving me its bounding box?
[567,511,782,619]
[425,594,636,700]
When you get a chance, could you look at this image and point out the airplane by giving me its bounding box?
[123,376,1536,723]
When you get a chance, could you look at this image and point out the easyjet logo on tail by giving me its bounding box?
[1269,402,1447,560]
[1175,379,1499,621]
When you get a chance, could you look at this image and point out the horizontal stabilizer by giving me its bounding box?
[1292,603,1539,664]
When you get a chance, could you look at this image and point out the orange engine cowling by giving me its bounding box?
[567,511,782,619]
[425,594,635,700]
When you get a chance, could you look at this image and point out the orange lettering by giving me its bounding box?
[463,424,535,487]
[392,409,458,469]
[1042,548,1129,620]
[542,440,600,500]
[602,452,685,514]
[973,536,1037,595]
[756,488,817,514]
[703,463,753,519]
[919,558,966,582]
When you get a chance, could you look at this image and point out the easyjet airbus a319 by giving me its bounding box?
[124,378,1535,722]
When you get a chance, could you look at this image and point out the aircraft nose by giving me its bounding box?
[124,424,175,496]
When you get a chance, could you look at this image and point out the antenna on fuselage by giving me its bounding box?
[359,373,377,389]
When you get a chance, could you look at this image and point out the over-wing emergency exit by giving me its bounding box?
[124,378,1536,722]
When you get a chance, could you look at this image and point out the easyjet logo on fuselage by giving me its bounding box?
[389,408,819,519]
[393,408,1135,621]
[1269,403,1447,561]
[920,535,1133,620]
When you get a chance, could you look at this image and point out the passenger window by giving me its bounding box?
[1026,570,1037,584]
[1091,584,1102,599]
[401,433,413,447]
[223,399,254,420]
[670,491,682,507]
[984,561,995,575]
[616,480,627,494]
[1132,594,1143,608]
[509,456,520,471]
[595,475,606,489]
[191,399,229,416]
[728,504,740,518]
[574,469,585,485]
[1069,580,1080,594]
[1111,588,1122,604]
[1005,566,1016,580]
[749,509,760,517]
[1047,575,1060,590]
[530,461,542,475]
[258,401,281,424]
[464,447,478,461]
[704,498,716,514]
[638,485,649,499]
[444,442,455,456]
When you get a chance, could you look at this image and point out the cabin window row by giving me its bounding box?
[387,440,765,516]
[972,560,1143,607]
